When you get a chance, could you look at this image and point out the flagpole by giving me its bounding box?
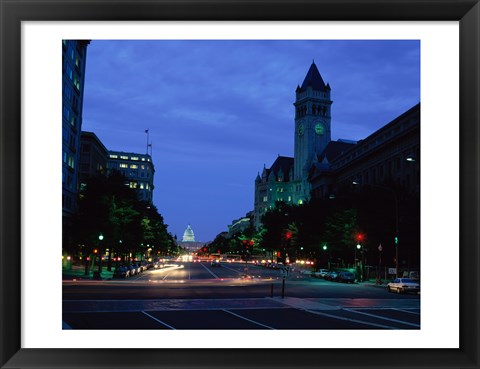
[145,129,149,154]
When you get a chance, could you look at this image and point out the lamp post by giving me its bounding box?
[355,243,361,281]
[98,233,104,273]
[322,244,329,269]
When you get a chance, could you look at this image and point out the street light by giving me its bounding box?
[354,243,363,281]
[322,244,329,269]
[98,233,104,273]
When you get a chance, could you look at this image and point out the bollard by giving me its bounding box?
[281,277,285,299]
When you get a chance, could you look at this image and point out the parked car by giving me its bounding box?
[126,264,137,276]
[324,271,339,281]
[337,271,356,283]
[313,269,329,278]
[128,264,142,275]
[300,269,314,276]
[113,265,130,278]
[136,261,145,272]
[387,278,420,294]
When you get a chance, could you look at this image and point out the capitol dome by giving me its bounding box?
[182,224,195,242]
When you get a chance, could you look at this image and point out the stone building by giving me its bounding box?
[254,61,420,229]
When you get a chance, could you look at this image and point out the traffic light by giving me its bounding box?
[355,233,365,243]
[93,249,98,254]
[394,236,399,245]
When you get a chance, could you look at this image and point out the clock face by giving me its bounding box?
[315,123,324,135]
[298,124,305,135]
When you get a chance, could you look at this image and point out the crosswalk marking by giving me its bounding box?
[222,309,276,330]
[344,308,420,328]
[142,311,176,330]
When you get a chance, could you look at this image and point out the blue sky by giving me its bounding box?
[82,40,420,242]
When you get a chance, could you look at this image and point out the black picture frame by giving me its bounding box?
[1,0,479,368]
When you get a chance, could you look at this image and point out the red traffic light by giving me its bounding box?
[285,231,293,240]
[355,233,365,242]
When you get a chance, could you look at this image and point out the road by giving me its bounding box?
[63,261,420,330]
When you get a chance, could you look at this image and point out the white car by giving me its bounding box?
[387,278,420,294]
[314,269,329,278]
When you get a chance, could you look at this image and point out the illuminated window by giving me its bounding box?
[67,155,75,169]
[130,164,138,169]
[73,75,80,90]
[298,199,303,205]
[288,196,292,202]
[129,182,137,189]
[141,158,145,161]
[119,164,128,168]
[120,155,128,160]
[109,154,118,159]
[263,196,268,202]
[140,183,144,189]
[131,156,139,161]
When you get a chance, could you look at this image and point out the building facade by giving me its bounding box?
[62,40,89,217]
[309,104,420,199]
[227,211,254,238]
[107,151,155,203]
[293,62,332,204]
[254,61,420,230]
[177,224,206,252]
[78,131,109,186]
[254,62,333,229]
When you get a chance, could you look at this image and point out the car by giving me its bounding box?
[128,264,142,275]
[337,271,356,283]
[126,264,136,276]
[324,271,339,281]
[300,269,314,276]
[113,265,130,278]
[210,260,221,267]
[387,278,420,294]
[313,269,329,278]
[137,261,148,272]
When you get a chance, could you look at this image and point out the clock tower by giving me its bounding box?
[293,61,332,203]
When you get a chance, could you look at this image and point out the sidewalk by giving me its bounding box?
[62,265,114,281]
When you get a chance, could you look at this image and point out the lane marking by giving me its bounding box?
[392,308,421,315]
[222,309,276,330]
[142,311,176,330]
[305,309,397,329]
[221,264,243,275]
[199,262,220,279]
[344,308,420,328]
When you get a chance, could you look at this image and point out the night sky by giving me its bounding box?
[81,40,420,242]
